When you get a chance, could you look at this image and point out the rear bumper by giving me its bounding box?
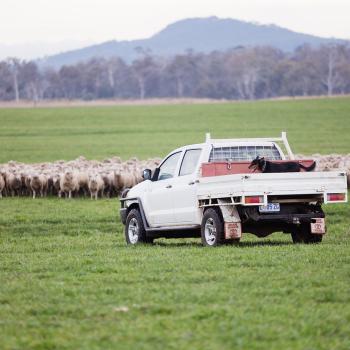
[254,212,324,224]
[120,208,127,225]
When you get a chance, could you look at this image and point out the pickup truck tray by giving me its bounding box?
[197,171,347,203]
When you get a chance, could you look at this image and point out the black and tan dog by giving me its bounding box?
[248,156,316,173]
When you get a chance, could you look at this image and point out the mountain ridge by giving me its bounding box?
[40,16,347,68]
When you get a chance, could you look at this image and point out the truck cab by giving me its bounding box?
[120,132,347,246]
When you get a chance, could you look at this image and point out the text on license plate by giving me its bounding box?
[259,203,280,212]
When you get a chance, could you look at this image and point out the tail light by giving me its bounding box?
[245,195,264,204]
[327,193,346,202]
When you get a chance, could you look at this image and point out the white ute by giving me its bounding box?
[120,132,348,246]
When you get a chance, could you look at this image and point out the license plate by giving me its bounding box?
[259,203,280,213]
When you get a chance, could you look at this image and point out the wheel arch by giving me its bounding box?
[202,203,242,241]
[201,206,225,246]
[127,202,140,215]
[122,198,150,230]
[202,205,224,223]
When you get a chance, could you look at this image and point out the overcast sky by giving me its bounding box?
[0,0,349,59]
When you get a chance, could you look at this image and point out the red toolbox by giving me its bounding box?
[201,160,315,177]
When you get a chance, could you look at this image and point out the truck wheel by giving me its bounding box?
[300,224,322,244]
[125,209,153,245]
[291,229,304,243]
[291,225,322,244]
[201,208,224,246]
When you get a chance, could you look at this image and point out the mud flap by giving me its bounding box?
[311,218,326,235]
[224,222,242,239]
[217,199,242,239]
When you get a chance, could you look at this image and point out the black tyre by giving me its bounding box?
[303,228,323,244]
[201,208,225,246]
[291,229,304,243]
[291,224,322,244]
[125,209,153,245]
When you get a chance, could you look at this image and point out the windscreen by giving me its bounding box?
[209,145,282,162]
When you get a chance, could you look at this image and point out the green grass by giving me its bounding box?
[0,97,350,349]
[0,198,349,350]
[0,97,350,163]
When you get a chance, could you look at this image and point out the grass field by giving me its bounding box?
[0,97,350,350]
[1,97,350,163]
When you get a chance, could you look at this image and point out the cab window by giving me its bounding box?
[209,145,281,162]
[179,149,202,176]
[158,152,181,181]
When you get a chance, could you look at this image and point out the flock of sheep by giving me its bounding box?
[0,156,161,199]
[0,154,348,199]
[297,153,350,185]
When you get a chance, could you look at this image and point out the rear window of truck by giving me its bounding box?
[209,145,282,162]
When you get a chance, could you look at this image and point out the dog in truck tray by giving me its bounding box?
[249,156,316,173]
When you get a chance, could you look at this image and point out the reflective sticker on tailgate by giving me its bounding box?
[311,218,326,234]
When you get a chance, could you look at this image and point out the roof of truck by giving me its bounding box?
[208,141,278,147]
[173,140,277,151]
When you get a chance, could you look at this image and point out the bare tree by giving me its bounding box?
[166,54,196,97]
[0,44,350,101]
[336,46,350,94]
[132,48,157,99]
[318,45,342,96]
[21,61,41,103]
[7,58,21,102]
[229,49,260,100]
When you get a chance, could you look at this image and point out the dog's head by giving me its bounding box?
[248,156,265,172]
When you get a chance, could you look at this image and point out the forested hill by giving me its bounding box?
[40,17,346,68]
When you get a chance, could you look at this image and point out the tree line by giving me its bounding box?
[0,44,349,102]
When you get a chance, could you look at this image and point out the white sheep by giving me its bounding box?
[0,173,5,198]
[88,174,104,200]
[30,174,48,199]
[77,172,89,197]
[6,172,22,197]
[59,171,79,199]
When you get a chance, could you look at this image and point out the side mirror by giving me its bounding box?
[152,167,160,181]
[142,169,152,181]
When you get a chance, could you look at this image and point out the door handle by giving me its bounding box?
[188,180,199,185]
[166,184,172,189]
